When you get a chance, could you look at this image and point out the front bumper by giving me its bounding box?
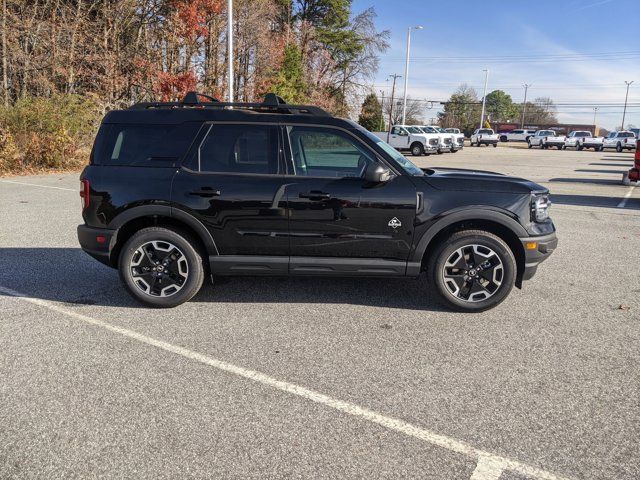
[520,231,558,282]
[77,224,116,267]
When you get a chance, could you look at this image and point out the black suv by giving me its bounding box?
[78,92,557,312]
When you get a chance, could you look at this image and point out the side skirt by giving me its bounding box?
[209,256,417,277]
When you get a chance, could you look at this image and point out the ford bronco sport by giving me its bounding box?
[78,92,557,312]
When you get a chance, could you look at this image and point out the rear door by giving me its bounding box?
[171,122,290,274]
[282,125,417,274]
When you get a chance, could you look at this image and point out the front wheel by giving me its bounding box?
[557,145,562,150]
[616,143,623,153]
[118,227,205,308]
[577,144,583,151]
[427,230,516,312]
[410,142,424,156]
[528,141,532,149]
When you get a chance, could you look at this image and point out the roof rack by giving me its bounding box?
[129,91,330,116]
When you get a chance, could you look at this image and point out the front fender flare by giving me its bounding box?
[409,208,528,265]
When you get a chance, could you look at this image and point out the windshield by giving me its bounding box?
[436,128,446,133]
[419,126,437,133]
[360,129,424,176]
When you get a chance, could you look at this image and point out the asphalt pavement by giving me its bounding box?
[1,144,639,479]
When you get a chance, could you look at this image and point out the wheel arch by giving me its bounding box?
[108,205,218,267]
[412,210,527,288]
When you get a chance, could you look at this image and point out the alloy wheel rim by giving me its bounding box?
[129,241,189,297]
[442,244,504,302]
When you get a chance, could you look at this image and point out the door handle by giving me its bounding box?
[189,188,221,197]
[299,191,330,200]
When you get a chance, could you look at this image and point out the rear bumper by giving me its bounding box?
[582,142,602,148]
[77,224,116,267]
[520,232,558,282]
[478,139,498,145]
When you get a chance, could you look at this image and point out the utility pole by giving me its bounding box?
[479,69,489,129]
[521,83,530,128]
[227,0,234,102]
[401,25,423,125]
[592,107,598,126]
[387,74,401,142]
[622,80,634,130]
[379,90,385,131]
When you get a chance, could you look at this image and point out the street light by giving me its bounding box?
[479,69,489,129]
[401,25,423,125]
[521,83,531,128]
[227,0,234,102]
[593,107,598,126]
[622,80,634,130]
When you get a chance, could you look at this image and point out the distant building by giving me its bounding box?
[492,122,607,136]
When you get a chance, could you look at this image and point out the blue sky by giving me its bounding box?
[351,0,640,129]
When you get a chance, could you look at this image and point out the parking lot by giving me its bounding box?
[1,145,639,479]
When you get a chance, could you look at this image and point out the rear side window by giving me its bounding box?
[197,124,279,174]
[94,123,199,166]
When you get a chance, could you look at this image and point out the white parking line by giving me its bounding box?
[0,285,570,480]
[0,179,76,192]
[617,186,636,208]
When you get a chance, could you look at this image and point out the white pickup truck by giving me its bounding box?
[469,128,499,147]
[564,131,603,151]
[416,125,455,153]
[372,125,438,156]
[440,128,464,151]
[602,131,637,152]
[528,130,565,149]
[499,129,537,143]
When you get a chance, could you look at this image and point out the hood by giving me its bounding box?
[421,167,547,194]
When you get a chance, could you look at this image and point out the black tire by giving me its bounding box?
[500,135,507,142]
[451,148,459,153]
[437,149,443,154]
[410,142,424,156]
[492,143,497,148]
[118,226,205,308]
[427,230,516,312]
[557,145,562,150]
[616,143,622,153]
[528,141,532,149]
[577,144,583,151]
[598,145,604,152]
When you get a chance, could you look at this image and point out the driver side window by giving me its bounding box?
[287,126,374,178]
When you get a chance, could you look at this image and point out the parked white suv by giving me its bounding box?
[372,125,437,156]
[602,131,637,152]
[499,129,537,142]
[470,128,499,147]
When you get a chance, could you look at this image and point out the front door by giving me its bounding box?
[282,125,417,274]
[172,122,289,274]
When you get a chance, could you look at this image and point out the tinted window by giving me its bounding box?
[512,130,523,134]
[198,124,279,174]
[287,126,374,178]
[97,123,199,166]
[478,129,493,134]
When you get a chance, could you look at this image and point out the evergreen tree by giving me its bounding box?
[358,93,383,131]
[272,44,308,103]
[484,90,518,123]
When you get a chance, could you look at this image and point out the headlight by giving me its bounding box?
[531,194,551,222]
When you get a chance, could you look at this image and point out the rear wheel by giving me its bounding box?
[557,145,562,150]
[427,230,516,312]
[528,141,532,149]
[577,144,583,151]
[616,143,623,153]
[492,143,497,148]
[118,227,205,308]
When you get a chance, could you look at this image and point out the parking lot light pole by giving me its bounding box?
[593,107,598,126]
[621,80,634,130]
[479,69,489,129]
[521,83,530,128]
[387,74,402,142]
[227,0,233,102]
[401,25,423,126]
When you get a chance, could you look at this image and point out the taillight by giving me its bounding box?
[80,179,90,210]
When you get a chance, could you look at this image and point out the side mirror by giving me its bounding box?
[364,163,392,183]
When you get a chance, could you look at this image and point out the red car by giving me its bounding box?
[628,139,640,183]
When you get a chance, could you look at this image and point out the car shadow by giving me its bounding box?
[548,177,622,186]
[0,248,446,312]
[551,194,639,209]
[574,169,628,175]
[589,162,632,168]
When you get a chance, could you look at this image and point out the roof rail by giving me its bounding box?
[129,92,330,117]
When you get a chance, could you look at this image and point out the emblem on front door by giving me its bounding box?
[388,217,402,229]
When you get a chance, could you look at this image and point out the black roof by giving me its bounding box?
[103,92,355,129]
